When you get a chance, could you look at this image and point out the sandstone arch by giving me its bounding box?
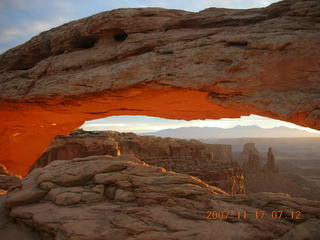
[0,0,319,175]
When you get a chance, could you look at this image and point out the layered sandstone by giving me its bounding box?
[3,155,320,240]
[0,164,21,192]
[240,143,279,173]
[240,143,260,162]
[241,143,261,173]
[32,130,233,168]
[30,131,120,170]
[0,0,319,175]
[32,130,238,193]
[0,194,39,239]
[265,147,278,172]
[239,143,309,198]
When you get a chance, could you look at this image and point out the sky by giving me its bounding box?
[81,115,320,135]
[3,0,318,136]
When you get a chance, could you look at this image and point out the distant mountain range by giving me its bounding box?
[140,125,320,139]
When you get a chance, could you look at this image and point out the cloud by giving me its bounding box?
[0,18,67,43]
[0,0,75,53]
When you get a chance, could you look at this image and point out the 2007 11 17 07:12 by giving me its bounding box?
[205,210,303,220]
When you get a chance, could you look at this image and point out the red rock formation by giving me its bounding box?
[30,131,120,171]
[241,143,278,173]
[31,130,241,193]
[0,0,319,175]
[241,143,261,172]
[265,147,278,172]
[0,164,21,191]
[32,130,233,169]
[4,155,320,240]
[238,143,309,198]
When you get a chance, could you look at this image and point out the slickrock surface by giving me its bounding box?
[0,0,320,175]
[0,194,40,239]
[31,130,238,193]
[3,155,320,240]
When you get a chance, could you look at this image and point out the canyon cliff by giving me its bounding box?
[32,130,316,198]
[32,130,238,193]
[0,164,21,193]
[0,0,319,175]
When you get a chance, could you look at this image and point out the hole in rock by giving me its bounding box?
[74,36,99,49]
[113,31,128,42]
[226,40,248,47]
[28,114,320,200]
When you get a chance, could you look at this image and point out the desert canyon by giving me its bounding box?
[0,0,320,239]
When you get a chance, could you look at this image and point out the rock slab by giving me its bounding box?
[3,155,320,240]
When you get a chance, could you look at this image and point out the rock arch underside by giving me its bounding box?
[0,0,320,176]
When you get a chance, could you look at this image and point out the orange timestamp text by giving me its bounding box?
[206,210,303,220]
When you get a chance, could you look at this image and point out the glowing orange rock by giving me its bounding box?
[0,0,319,175]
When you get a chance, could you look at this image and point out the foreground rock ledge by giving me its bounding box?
[0,0,320,175]
[3,155,320,240]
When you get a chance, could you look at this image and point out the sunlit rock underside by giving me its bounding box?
[0,0,320,175]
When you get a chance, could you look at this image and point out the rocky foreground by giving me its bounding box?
[1,0,320,176]
[1,155,319,239]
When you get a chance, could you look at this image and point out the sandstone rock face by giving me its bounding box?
[265,147,278,172]
[241,143,261,172]
[239,143,309,198]
[241,143,278,173]
[0,0,319,175]
[187,164,246,195]
[32,130,234,168]
[32,130,238,193]
[30,131,120,171]
[240,143,260,162]
[4,155,320,240]
[0,194,40,239]
[0,164,22,191]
